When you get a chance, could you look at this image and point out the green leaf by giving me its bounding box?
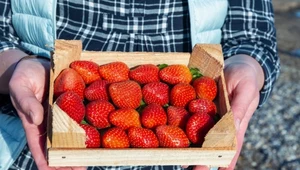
[190,67,202,80]
[163,103,169,108]
[158,64,168,70]
[80,120,88,125]
[137,100,147,113]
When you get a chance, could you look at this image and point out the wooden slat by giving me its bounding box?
[81,51,191,68]
[51,104,86,148]
[188,44,224,79]
[48,148,235,167]
[47,40,83,149]
[202,72,236,148]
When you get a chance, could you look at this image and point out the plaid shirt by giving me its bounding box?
[0,0,280,107]
[1,0,280,169]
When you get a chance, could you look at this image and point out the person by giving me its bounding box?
[0,0,280,170]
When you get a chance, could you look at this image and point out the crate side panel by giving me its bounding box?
[202,72,236,148]
[188,44,224,79]
[48,40,84,149]
[217,72,231,117]
[52,40,82,81]
[51,104,86,148]
[81,52,191,68]
[48,148,235,167]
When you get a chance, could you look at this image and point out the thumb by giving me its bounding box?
[10,87,44,125]
[229,89,253,132]
[231,103,248,133]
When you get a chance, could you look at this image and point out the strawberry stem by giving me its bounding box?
[190,67,202,80]
[81,120,89,125]
[158,64,168,70]
[137,100,147,113]
[163,103,169,108]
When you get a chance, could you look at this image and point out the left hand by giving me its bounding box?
[183,54,264,170]
[9,57,86,170]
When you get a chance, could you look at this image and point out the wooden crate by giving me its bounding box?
[46,40,236,167]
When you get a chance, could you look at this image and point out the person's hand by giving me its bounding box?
[220,54,263,170]
[9,57,86,170]
[183,54,264,170]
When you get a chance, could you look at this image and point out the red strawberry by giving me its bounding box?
[129,64,160,84]
[159,64,192,85]
[102,127,130,148]
[55,91,85,123]
[186,112,215,146]
[54,68,85,99]
[142,82,169,106]
[170,83,196,107]
[84,80,110,101]
[128,127,159,148]
[99,61,129,83]
[193,76,217,101]
[155,125,190,148]
[109,108,141,130]
[188,99,217,116]
[80,124,101,148]
[167,106,190,130]
[109,80,142,109]
[141,103,167,129]
[70,60,101,84]
[85,100,115,129]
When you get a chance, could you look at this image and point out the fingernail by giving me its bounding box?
[235,118,240,131]
[30,111,38,125]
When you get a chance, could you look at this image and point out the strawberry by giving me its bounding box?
[141,103,167,129]
[129,64,160,84]
[188,99,217,116]
[159,64,192,85]
[170,83,196,107]
[193,76,217,101]
[186,112,215,146]
[109,80,142,109]
[70,60,101,84]
[80,124,101,148]
[85,100,115,129]
[102,127,130,148]
[128,127,159,148]
[155,125,190,148]
[167,106,190,130]
[109,108,141,130]
[54,68,85,99]
[84,79,110,101]
[55,91,85,123]
[142,82,169,106]
[99,61,129,83]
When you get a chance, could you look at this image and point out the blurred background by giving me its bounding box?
[236,0,300,170]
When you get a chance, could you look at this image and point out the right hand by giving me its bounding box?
[9,57,86,170]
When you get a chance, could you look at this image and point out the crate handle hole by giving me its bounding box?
[62,156,66,159]
[218,155,222,158]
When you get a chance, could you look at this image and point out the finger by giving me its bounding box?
[73,167,87,170]
[10,87,50,169]
[218,116,246,170]
[192,165,209,170]
[219,97,259,170]
[229,81,258,131]
[10,85,44,125]
[56,167,86,170]
[22,122,53,170]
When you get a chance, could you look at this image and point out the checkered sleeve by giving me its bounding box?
[221,0,280,108]
[0,0,22,53]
